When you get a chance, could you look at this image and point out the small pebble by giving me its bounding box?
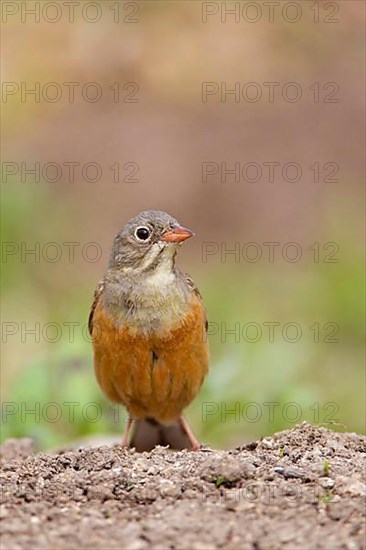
[321,478,335,489]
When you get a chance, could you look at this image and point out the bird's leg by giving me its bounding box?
[178,415,201,451]
[121,416,133,447]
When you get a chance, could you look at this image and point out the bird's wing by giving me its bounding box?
[88,280,105,335]
[183,273,208,333]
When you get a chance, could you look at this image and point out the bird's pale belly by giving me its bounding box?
[92,299,208,422]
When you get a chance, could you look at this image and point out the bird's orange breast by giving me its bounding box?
[92,297,208,422]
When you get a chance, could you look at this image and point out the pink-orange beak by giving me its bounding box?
[161,225,194,243]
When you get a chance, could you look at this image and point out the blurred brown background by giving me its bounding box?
[1,0,365,448]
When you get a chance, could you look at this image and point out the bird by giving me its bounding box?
[89,210,209,451]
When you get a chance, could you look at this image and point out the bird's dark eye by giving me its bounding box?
[134,226,151,241]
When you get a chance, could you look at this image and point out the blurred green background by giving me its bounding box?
[1,1,365,449]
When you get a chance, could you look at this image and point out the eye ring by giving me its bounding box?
[134,226,151,242]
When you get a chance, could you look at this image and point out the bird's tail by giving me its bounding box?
[129,418,192,452]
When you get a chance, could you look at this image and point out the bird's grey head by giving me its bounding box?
[108,210,194,273]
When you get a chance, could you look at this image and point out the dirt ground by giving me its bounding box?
[0,422,365,550]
